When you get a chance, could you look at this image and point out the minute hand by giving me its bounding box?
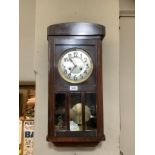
[69,58,76,67]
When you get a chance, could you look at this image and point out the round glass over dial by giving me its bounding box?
[58,48,93,83]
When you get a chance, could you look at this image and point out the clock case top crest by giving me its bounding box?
[47,22,105,146]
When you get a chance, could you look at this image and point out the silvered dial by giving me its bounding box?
[58,48,93,83]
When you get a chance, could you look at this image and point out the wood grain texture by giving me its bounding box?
[47,22,105,38]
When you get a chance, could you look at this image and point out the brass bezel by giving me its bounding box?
[58,48,94,84]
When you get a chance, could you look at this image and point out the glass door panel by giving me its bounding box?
[55,93,67,131]
[85,93,96,130]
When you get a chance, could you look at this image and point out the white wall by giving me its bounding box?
[119,1,135,155]
[120,0,135,11]
[119,17,135,155]
[19,0,35,81]
[34,0,120,155]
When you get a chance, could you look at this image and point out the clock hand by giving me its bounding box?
[69,58,76,67]
[70,65,76,73]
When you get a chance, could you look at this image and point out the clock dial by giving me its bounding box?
[58,48,93,83]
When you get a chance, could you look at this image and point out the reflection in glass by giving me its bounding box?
[85,93,96,130]
[70,93,82,131]
[55,93,66,130]
[54,93,96,132]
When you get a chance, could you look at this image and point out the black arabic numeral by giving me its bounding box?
[84,57,87,62]
[64,69,67,74]
[74,52,78,57]
[68,73,71,78]
[80,74,83,79]
[84,70,88,74]
[74,75,77,81]
[86,64,89,68]
[64,58,69,62]
[68,53,72,58]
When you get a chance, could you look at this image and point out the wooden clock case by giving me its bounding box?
[46,22,105,146]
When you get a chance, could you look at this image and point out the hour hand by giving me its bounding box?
[70,65,76,73]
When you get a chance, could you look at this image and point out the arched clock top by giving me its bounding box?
[47,22,105,39]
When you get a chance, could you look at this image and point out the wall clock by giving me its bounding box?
[47,22,106,146]
[58,48,93,84]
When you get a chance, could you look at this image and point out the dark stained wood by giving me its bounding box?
[47,22,105,146]
[47,22,105,38]
[81,92,85,131]
[47,136,102,146]
[47,136,101,142]
[48,39,55,137]
[53,142,99,147]
[66,93,70,130]
[96,38,105,140]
